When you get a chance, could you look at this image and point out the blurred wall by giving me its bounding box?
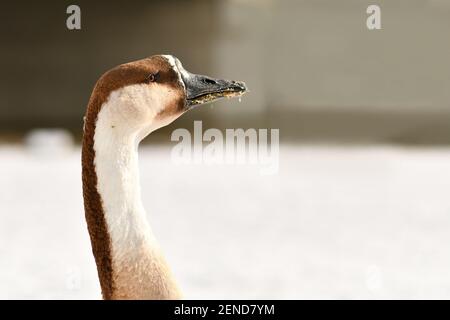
[1,0,449,143]
[211,0,450,143]
[215,0,450,112]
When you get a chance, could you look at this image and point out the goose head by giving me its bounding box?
[91,54,247,140]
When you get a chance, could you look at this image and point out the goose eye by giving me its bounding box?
[146,72,159,83]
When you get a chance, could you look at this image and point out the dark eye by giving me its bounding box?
[146,72,159,83]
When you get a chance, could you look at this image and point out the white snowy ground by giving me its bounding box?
[1,142,450,299]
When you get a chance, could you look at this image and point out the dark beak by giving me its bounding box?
[181,71,247,108]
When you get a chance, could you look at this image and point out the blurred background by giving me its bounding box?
[1,0,450,299]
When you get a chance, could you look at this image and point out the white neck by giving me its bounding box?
[94,130,150,251]
[93,88,181,299]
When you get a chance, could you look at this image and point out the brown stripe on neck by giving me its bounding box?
[81,63,141,299]
[82,90,114,300]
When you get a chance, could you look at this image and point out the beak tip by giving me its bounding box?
[232,80,247,94]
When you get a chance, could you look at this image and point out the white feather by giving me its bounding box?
[93,84,179,261]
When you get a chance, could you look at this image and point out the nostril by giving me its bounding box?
[202,78,217,85]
